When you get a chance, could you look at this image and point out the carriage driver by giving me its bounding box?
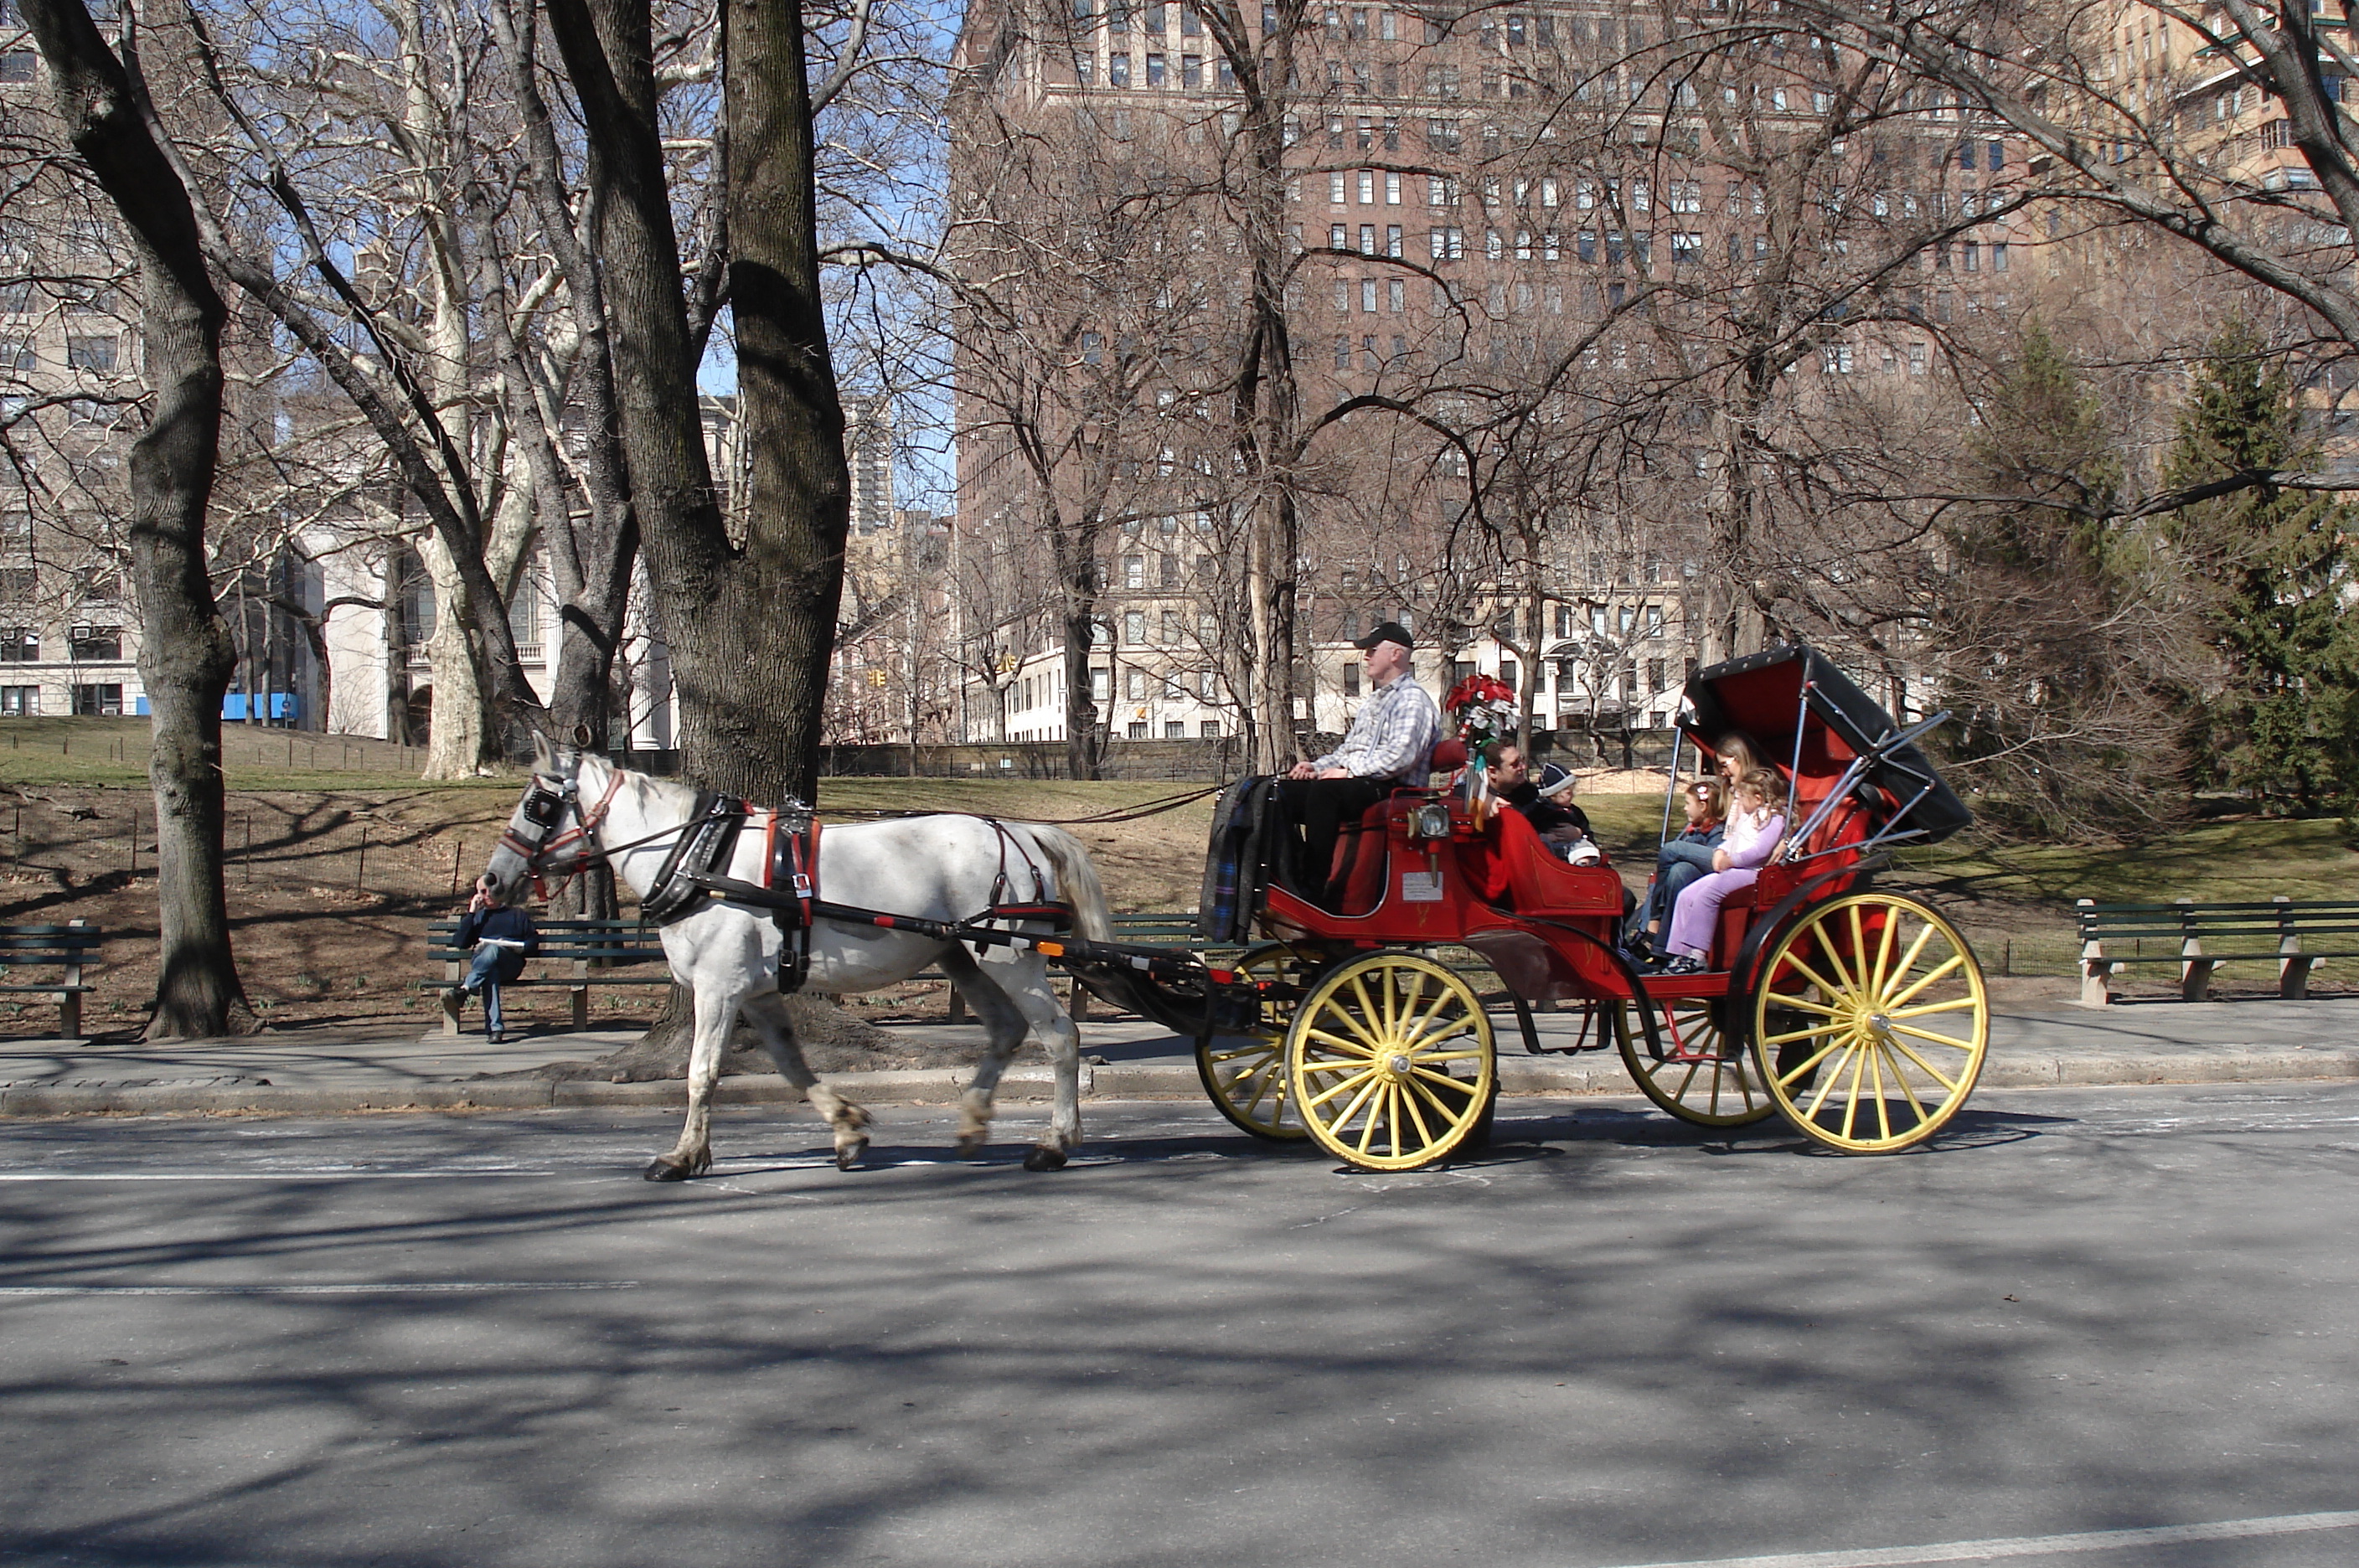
[1280,621,1443,902]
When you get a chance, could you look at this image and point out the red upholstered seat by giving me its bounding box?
[1463,806,1623,916]
[1429,737,1469,772]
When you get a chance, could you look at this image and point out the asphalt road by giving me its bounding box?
[2,1084,2356,1568]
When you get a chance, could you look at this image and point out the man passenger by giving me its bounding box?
[1279,622,1442,901]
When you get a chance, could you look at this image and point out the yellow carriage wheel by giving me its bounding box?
[1284,952,1495,1171]
[1749,893,1990,1153]
[1616,995,1780,1127]
[1195,943,1316,1141]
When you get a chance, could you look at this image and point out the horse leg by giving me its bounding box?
[740,990,872,1170]
[1001,952,1085,1171]
[643,984,739,1182]
[938,944,1032,1160]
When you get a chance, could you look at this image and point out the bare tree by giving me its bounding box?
[19,0,254,1035]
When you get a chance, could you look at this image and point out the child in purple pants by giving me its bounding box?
[1656,773,1785,975]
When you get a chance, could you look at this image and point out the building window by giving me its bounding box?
[1358,224,1376,254]
[1090,667,1110,700]
[0,53,36,85]
[0,628,35,662]
[67,626,122,661]
[1123,554,1144,589]
[65,335,118,374]
[1991,242,2009,273]
[1164,720,1186,738]
[1333,334,1350,369]
[1123,610,1145,643]
[1343,661,1361,697]
[1181,53,1200,87]
[0,685,35,715]
[1200,720,1221,738]
[1127,721,1149,739]
[72,683,122,716]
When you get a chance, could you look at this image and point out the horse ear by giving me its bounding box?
[530,732,555,773]
[572,724,595,749]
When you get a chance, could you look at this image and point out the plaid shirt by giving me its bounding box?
[1316,673,1443,785]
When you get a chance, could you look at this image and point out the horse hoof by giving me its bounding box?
[1023,1145,1069,1172]
[954,1132,988,1159]
[834,1137,868,1172]
[643,1155,704,1182]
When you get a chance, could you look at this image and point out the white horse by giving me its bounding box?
[483,740,1113,1179]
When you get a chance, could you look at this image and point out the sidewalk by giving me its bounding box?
[0,995,2354,1119]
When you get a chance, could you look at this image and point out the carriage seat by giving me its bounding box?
[1466,805,1623,917]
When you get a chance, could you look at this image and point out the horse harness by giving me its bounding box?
[509,770,1074,994]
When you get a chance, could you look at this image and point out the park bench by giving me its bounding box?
[2075,897,2359,1005]
[0,920,101,1038]
[423,918,671,1034]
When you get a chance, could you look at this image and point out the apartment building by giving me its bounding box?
[947,0,2020,750]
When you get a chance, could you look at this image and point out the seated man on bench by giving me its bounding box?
[1279,622,1442,904]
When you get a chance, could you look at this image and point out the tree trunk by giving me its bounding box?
[720,0,851,802]
[23,0,255,1036]
[418,534,493,778]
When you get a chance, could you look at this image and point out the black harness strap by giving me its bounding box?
[640,792,748,925]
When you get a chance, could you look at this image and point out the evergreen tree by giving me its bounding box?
[1934,321,2190,838]
[2164,320,2359,814]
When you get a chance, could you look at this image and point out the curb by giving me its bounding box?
[3,1050,2357,1119]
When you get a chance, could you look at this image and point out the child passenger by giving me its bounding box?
[1652,770,1786,976]
[1625,776,1725,957]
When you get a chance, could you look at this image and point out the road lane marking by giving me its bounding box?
[1599,1509,2359,1567]
[0,1282,640,1295]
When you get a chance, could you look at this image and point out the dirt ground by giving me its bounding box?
[0,759,2314,1043]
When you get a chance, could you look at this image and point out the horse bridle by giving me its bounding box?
[498,761,627,895]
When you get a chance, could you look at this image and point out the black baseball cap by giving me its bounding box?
[1354,620,1413,651]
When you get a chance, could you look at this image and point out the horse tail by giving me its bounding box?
[1024,824,1112,945]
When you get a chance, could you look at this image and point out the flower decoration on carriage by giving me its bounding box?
[1443,672,1518,766]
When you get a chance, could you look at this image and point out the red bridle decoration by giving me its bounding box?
[500,766,627,901]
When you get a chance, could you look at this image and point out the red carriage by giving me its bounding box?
[1180,643,1991,1169]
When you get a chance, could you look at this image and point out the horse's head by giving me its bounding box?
[484,733,611,900]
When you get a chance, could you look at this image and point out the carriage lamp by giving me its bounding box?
[1412,802,1452,840]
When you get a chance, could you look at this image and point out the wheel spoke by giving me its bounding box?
[1397,1078,1437,1148]
[1208,1044,1281,1065]
[1302,1027,1377,1058]
[1887,996,1981,1021]
[1875,920,1941,1003]
[1406,1073,1471,1126]
[1878,1042,1933,1124]
[1775,1033,1851,1089]
[1836,1038,1872,1139]
[1881,1034,1963,1094]
[1757,992,1841,1019]
[1802,1039,1862,1117]
[1884,952,1965,1011]
[1867,905,1900,1002]
[1345,975,1384,1046]
[1868,1044,1892,1142]
[1298,1056,1372,1075]
[1397,1015,1476,1056]
[1843,903,1869,996]
[1407,1046,1486,1065]
[1355,1083,1386,1156]
[1400,980,1457,1048]
[1891,1021,1979,1052]
[1778,950,1851,1003]
[1408,1065,1480,1099]
[1761,1019,1848,1048]
[1305,1066,1379,1109]
[1327,1068,1385,1135]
